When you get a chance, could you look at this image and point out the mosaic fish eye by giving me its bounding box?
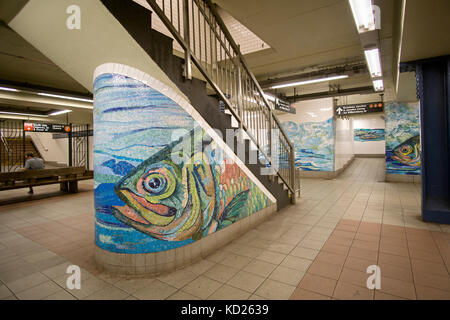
[142,173,167,195]
[400,145,412,155]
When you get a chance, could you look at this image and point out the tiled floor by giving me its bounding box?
[0,158,449,300]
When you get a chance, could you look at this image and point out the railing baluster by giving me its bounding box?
[177,0,181,34]
[146,0,296,196]
[191,0,195,56]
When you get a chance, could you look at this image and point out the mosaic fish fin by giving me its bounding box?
[218,190,249,228]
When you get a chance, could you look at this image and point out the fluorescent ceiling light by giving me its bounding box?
[270,75,349,89]
[349,0,376,33]
[0,86,19,92]
[49,109,72,116]
[263,93,276,102]
[0,111,48,117]
[373,79,384,91]
[37,92,93,103]
[364,48,382,78]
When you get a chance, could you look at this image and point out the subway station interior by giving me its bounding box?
[0,0,449,303]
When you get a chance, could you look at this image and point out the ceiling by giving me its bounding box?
[0,0,448,118]
[212,0,398,97]
[400,0,450,62]
[0,22,90,95]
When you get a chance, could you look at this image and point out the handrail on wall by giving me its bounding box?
[146,0,296,200]
[31,133,49,152]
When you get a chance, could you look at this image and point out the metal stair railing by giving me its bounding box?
[146,0,296,201]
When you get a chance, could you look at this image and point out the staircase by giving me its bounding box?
[101,0,295,210]
[0,137,41,171]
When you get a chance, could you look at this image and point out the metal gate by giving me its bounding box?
[0,120,25,172]
[70,124,90,169]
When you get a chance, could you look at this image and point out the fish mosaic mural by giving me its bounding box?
[282,118,335,171]
[385,102,421,175]
[94,71,271,253]
[354,128,385,142]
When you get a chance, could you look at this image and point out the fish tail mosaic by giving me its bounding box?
[385,102,421,175]
[93,66,272,253]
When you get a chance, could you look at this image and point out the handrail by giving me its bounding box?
[146,0,296,198]
[0,132,10,154]
[30,134,49,152]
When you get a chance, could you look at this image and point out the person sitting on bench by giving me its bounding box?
[22,152,44,194]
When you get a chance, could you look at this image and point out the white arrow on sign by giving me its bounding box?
[336,107,343,115]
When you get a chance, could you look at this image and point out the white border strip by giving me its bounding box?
[94,63,276,203]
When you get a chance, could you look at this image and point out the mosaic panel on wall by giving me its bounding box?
[354,128,385,142]
[282,118,335,171]
[93,71,271,254]
[385,102,421,175]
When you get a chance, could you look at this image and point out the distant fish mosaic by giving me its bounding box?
[385,102,421,175]
[354,128,385,142]
[282,118,335,171]
[93,72,271,253]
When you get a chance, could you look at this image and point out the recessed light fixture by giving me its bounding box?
[49,109,72,116]
[37,92,93,103]
[349,0,376,33]
[270,75,349,89]
[0,111,48,117]
[364,48,383,78]
[373,79,384,91]
[0,86,19,92]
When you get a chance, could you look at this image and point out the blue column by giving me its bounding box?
[407,55,450,224]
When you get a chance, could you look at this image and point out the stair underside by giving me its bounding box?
[101,0,291,210]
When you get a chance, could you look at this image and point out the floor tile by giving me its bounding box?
[415,285,450,300]
[6,272,48,293]
[204,264,240,283]
[43,289,77,300]
[166,290,201,300]
[290,287,331,300]
[207,284,251,300]
[15,280,61,300]
[0,284,13,299]
[254,279,296,300]
[219,253,252,269]
[182,276,222,299]
[256,250,286,265]
[413,272,450,292]
[289,246,319,260]
[157,269,199,289]
[379,276,416,300]
[269,266,305,286]
[242,259,277,278]
[83,286,129,300]
[227,271,265,293]
[307,261,342,280]
[280,255,312,272]
[134,280,178,300]
[113,278,156,294]
[298,273,337,297]
[333,282,374,300]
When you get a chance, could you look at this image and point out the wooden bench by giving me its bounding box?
[0,167,93,193]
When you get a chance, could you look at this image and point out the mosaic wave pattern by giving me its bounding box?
[93,73,271,253]
[354,128,385,142]
[282,118,335,171]
[385,102,421,175]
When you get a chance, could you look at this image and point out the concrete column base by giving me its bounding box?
[385,173,421,184]
[94,203,277,276]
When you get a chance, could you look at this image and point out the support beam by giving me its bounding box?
[285,86,375,102]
